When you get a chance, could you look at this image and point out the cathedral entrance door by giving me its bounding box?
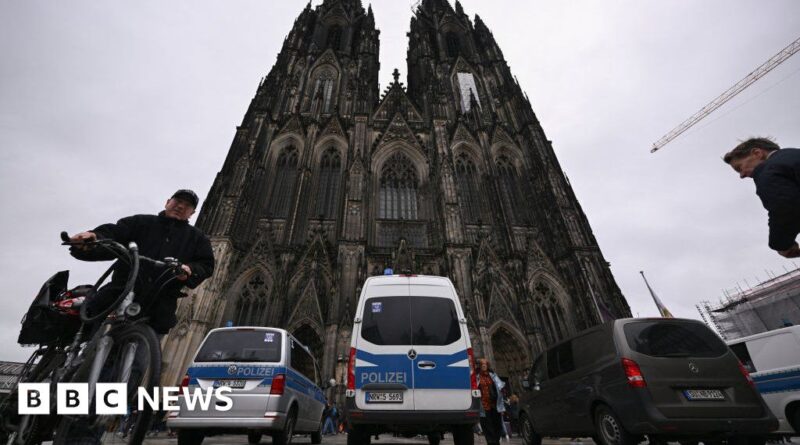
[490,326,530,397]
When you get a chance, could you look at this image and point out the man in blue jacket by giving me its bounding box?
[724,138,800,258]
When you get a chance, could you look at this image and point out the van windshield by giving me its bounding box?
[195,330,282,363]
[624,321,727,358]
[361,296,461,346]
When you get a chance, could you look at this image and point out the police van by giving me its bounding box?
[727,325,800,436]
[345,274,480,445]
[168,327,326,445]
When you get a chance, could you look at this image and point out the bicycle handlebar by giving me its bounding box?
[60,231,184,323]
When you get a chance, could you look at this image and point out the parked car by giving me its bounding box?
[345,274,480,445]
[168,327,326,445]
[727,325,800,436]
[518,318,777,445]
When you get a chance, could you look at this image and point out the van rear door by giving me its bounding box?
[621,320,764,419]
[354,278,415,411]
[185,329,283,418]
[409,281,472,411]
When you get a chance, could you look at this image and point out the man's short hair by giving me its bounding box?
[723,137,780,164]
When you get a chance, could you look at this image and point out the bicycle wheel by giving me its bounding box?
[54,323,161,445]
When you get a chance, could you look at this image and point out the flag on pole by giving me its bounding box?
[639,271,674,318]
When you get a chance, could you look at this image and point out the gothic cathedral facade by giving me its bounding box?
[161,0,631,394]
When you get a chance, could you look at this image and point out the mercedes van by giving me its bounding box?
[518,318,777,445]
[345,274,480,445]
[728,325,800,436]
[168,327,326,445]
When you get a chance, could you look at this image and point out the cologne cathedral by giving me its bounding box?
[161,0,631,393]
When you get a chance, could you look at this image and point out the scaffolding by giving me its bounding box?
[698,267,800,340]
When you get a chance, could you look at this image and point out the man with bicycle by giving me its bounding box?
[69,189,215,334]
[61,190,214,445]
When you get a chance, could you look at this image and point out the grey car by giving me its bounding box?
[518,318,777,445]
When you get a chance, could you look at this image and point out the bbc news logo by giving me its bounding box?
[18,384,233,415]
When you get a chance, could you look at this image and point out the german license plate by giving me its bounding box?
[365,392,403,403]
[215,379,246,389]
[684,389,725,400]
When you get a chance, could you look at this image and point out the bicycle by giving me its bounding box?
[1,232,187,445]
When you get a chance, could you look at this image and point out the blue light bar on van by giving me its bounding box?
[384,268,393,275]
[226,321,233,327]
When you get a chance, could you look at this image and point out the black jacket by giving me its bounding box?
[74,212,215,333]
[753,148,800,251]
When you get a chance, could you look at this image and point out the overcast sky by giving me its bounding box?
[1,1,799,361]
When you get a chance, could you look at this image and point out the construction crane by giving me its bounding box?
[651,36,800,153]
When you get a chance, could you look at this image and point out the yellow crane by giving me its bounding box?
[651,36,800,153]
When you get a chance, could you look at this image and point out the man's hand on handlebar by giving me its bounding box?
[69,231,97,250]
[177,264,192,281]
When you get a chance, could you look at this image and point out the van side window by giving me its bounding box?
[729,342,756,373]
[547,342,574,378]
[531,356,547,383]
[573,329,614,369]
[290,339,318,384]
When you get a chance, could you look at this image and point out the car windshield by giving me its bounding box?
[195,330,282,362]
[624,320,727,358]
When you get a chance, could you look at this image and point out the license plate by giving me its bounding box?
[684,389,725,401]
[365,392,403,403]
[215,379,246,389]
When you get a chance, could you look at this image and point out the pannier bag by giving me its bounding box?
[17,271,90,346]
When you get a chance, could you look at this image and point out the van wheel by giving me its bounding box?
[520,413,542,445]
[247,431,262,444]
[452,424,474,445]
[347,426,371,445]
[594,405,636,445]
[310,417,322,445]
[177,430,204,445]
[427,433,441,445]
[272,409,296,445]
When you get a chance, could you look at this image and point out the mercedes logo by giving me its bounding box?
[688,363,700,374]
[408,349,417,360]
[227,365,238,375]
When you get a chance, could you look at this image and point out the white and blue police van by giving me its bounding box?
[345,274,480,445]
[168,327,326,445]
[727,325,800,436]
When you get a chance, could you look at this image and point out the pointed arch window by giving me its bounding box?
[532,280,567,343]
[269,146,299,218]
[455,152,486,224]
[446,32,460,58]
[315,147,342,219]
[496,154,525,224]
[326,25,343,51]
[312,72,336,114]
[379,153,419,220]
[234,274,270,326]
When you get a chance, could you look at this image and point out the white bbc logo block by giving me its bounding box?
[18,383,50,415]
[96,383,127,415]
[57,383,89,415]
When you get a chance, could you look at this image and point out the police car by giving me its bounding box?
[345,274,480,445]
[728,325,800,436]
[168,327,326,445]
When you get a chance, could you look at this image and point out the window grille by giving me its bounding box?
[446,32,460,58]
[455,153,486,223]
[234,274,269,326]
[379,153,419,220]
[269,146,299,218]
[496,154,524,224]
[315,147,342,219]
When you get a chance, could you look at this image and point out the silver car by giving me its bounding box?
[168,327,326,445]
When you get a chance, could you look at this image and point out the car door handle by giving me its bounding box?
[417,361,436,369]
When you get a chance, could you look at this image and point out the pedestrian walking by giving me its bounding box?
[322,401,336,435]
[476,358,506,445]
[723,137,800,258]
[507,394,520,437]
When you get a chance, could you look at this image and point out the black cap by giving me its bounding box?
[171,189,199,208]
